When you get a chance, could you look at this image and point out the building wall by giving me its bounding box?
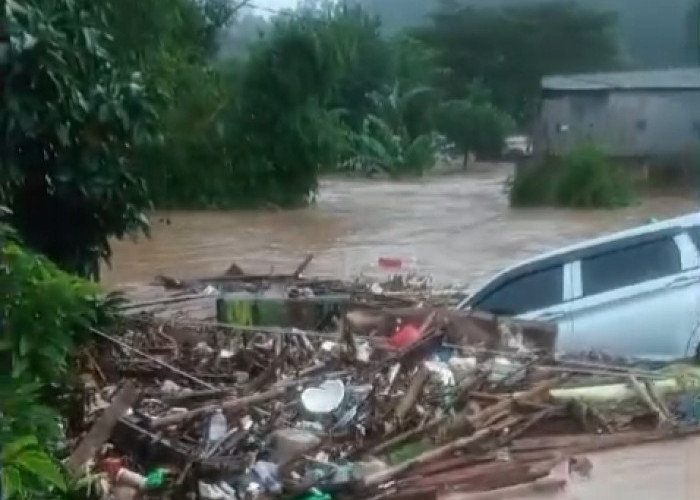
[535,89,700,158]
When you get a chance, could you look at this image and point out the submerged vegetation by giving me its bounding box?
[509,146,635,208]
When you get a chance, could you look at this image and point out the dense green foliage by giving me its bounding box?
[0,224,114,498]
[437,98,515,164]
[2,0,628,274]
[3,0,157,278]
[346,82,439,177]
[509,146,635,208]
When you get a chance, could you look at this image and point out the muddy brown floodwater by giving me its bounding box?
[104,166,698,287]
[104,166,699,499]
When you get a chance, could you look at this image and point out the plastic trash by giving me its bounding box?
[355,341,372,363]
[448,356,478,382]
[301,379,345,415]
[388,323,421,348]
[252,461,282,494]
[292,490,332,500]
[332,405,357,430]
[160,380,181,394]
[487,356,524,384]
[116,468,147,489]
[144,468,168,489]
[270,427,322,463]
[199,481,234,500]
[424,360,455,386]
[207,409,228,443]
[347,384,373,402]
[295,421,325,433]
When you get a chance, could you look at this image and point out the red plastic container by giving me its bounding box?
[388,324,421,348]
[378,257,403,269]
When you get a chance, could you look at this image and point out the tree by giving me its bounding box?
[222,13,349,207]
[357,0,692,68]
[320,3,397,131]
[437,97,514,166]
[394,35,441,89]
[135,2,384,209]
[3,0,158,279]
[107,0,239,209]
[416,1,621,122]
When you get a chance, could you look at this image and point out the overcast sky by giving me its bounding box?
[257,0,297,11]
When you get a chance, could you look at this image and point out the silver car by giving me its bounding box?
[458,212,700,361]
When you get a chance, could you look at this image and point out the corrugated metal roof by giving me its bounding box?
[542,67,700,91]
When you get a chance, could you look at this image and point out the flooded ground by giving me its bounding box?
[104,165,697,288]
[507,436,699,500]
[105,166,699,499]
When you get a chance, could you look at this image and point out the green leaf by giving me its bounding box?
[2,465,23,500]
[13,450,67,491]
[3,436,38,462]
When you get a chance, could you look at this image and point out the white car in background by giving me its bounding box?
[458,212,700,361]
[502,135,533,159]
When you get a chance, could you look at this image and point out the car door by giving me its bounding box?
[467,261,575,344]
[562,231,700,360]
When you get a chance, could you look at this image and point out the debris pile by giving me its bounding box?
[70,260,700,500]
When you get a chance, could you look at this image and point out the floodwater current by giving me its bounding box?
[104,166,699,499]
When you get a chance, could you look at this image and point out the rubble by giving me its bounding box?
[72,258,700,500]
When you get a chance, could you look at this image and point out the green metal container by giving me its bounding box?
[216,292,350,330]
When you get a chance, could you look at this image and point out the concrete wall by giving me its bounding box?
[535,89,700,158]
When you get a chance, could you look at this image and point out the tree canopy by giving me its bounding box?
[415,1,621,121]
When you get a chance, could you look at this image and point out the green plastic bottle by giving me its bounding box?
[144,468,168,489]
[293,489,332,500]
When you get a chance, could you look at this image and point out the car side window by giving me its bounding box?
[473,265,563,316]
[581,237,681,296]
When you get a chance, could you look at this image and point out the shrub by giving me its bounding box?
[507,157,558,207]
[509,146,635,208]
[554,146,634,208]
[0,224,116,499]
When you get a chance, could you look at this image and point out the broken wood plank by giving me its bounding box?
[151,385,288,429]
[362,428,494,488]
[66,381,141,474]
[394,366,430,424]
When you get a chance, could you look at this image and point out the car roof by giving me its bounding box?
[462,211,700,300]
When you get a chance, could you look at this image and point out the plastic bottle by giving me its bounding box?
[207,409,227,443]
[252,461,282,494]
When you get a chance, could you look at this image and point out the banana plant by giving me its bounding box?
[348,81,438,177]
